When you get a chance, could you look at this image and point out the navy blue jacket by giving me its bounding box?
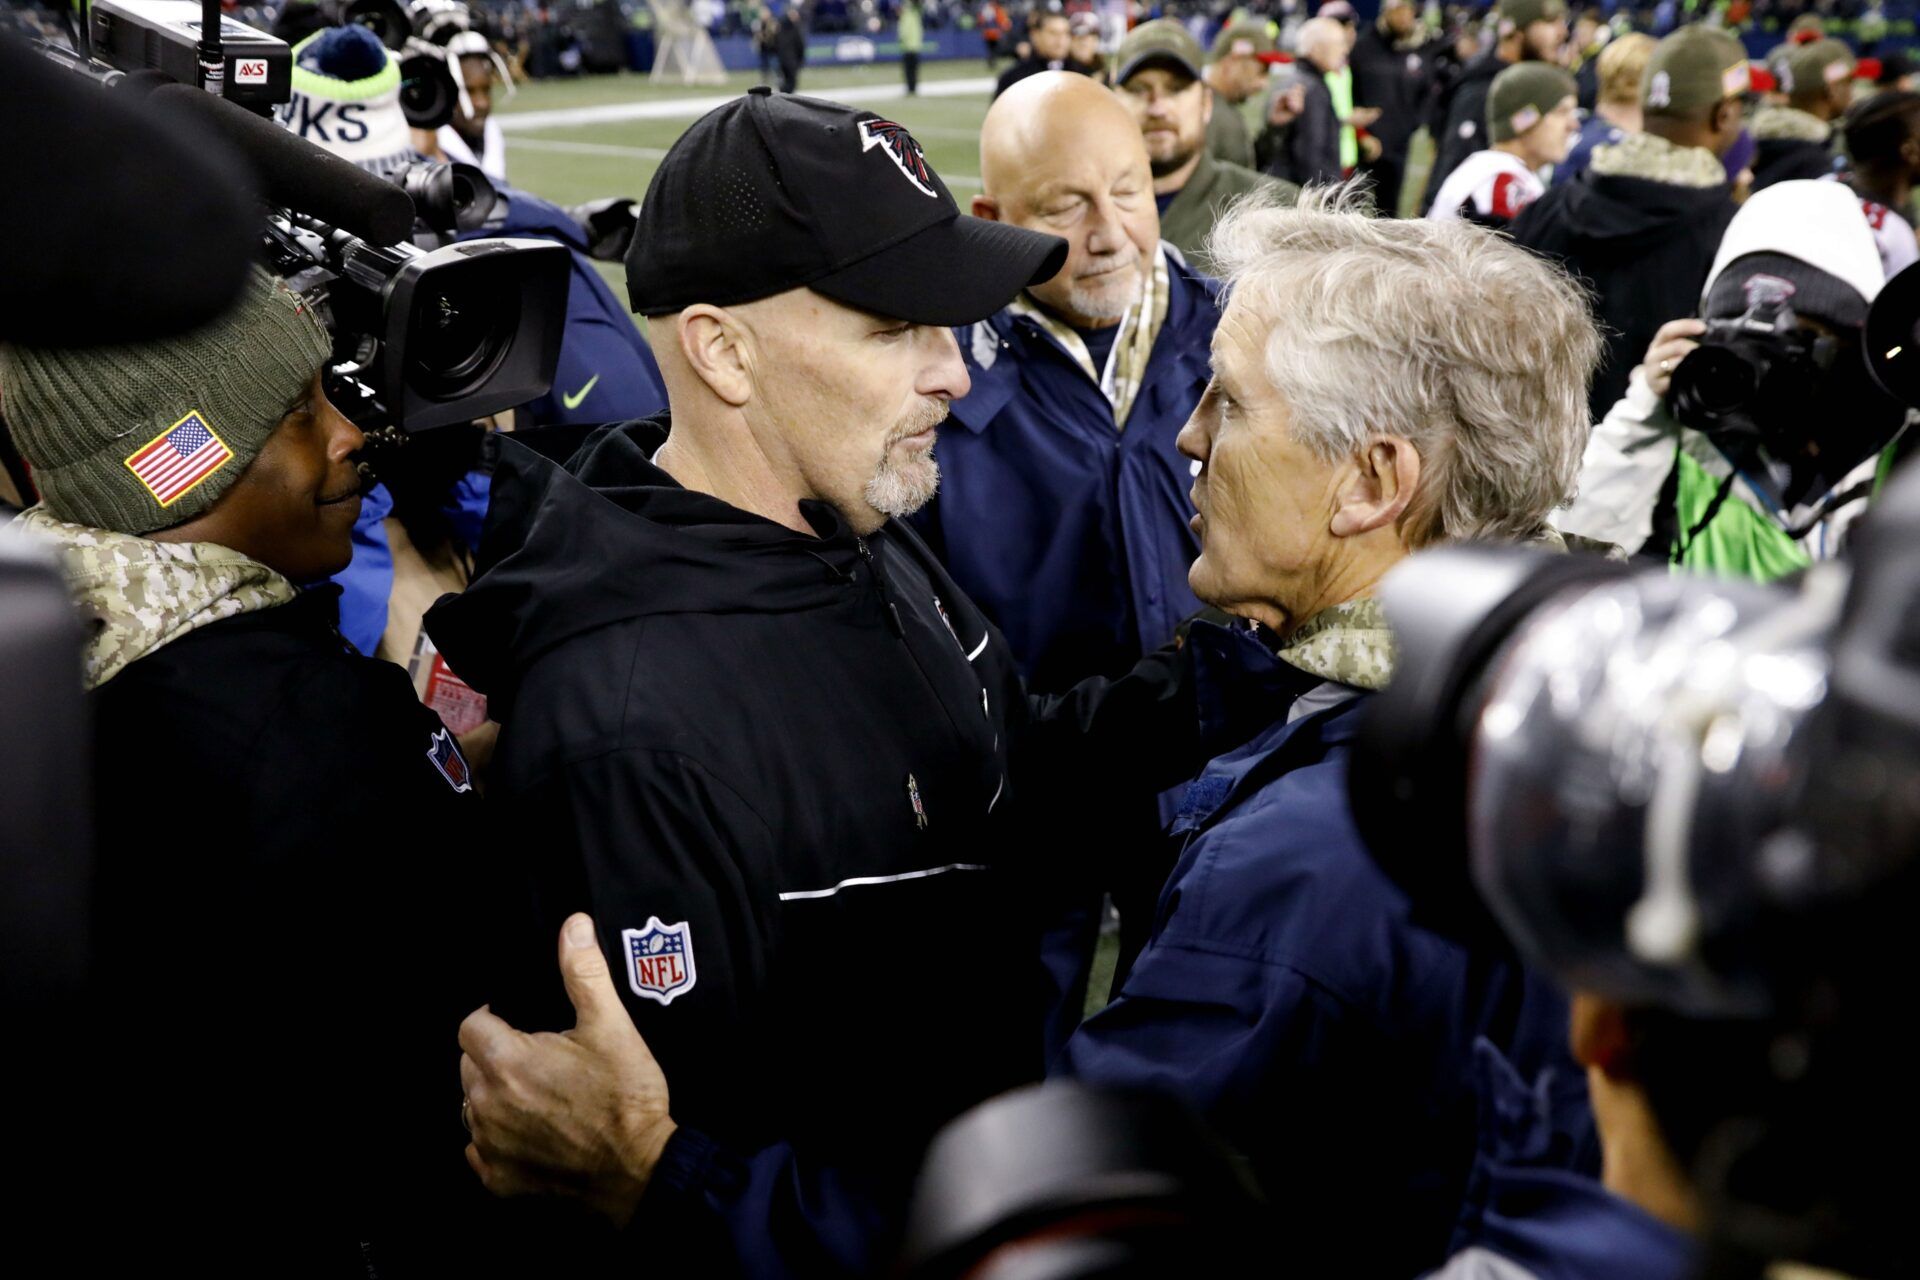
[1428,1041,1694,1280]
[912,257,1220,694]
[466,188,667,428]
[1061,622,1592,1278]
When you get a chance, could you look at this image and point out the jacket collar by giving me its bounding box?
[949,254,1220,434]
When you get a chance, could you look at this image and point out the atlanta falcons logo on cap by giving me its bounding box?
[858,118,938,199]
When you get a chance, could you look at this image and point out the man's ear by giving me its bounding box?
[971,194,1002,222]
[676,306,754,408]
[1329,435,1420,538]
[1200,82,1215,126]
[1570,992,1637,1081]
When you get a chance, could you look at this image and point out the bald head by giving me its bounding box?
[1298,17,1348,72]
[974,72,1160,329]
[980,71,1148,202]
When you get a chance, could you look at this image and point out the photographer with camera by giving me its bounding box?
[1054,186,1604,1279]
[0,266,483,1267]
[1555,179,1907,582]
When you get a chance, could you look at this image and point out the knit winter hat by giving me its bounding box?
[1488,63,1578,141]
[1706,252,1869,331]
[1779,38,1856,104]
[1642,25,1750,120]
[0,266,332,535]
[274,25,414,175]
[1496,0,1568,37]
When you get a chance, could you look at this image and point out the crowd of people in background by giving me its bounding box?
[8,0,1920,1274]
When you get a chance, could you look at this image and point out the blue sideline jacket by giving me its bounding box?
[912,255,1220,694]
[1061,621,1595,1277]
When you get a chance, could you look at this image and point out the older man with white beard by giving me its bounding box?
[907,70,1226,1046]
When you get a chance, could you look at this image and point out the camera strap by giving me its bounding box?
[1673,469,1742,564]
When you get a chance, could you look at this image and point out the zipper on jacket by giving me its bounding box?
[856,536,905,638]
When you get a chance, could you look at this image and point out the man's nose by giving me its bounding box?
[922,326,972,402]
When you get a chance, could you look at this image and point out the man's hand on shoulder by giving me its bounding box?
[458,914,678,1226]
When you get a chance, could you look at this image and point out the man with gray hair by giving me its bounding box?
[1059,185,1604,1278]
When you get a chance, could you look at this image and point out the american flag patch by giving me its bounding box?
[124,411,232,507]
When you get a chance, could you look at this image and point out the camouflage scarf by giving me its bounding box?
[1008,245,1171,431]
[1275,597,1396,692]
[13,505,296,689]
[1588,131,1728,189]
[1750,105,1833,143]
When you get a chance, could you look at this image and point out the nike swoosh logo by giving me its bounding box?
[561,374,600,411]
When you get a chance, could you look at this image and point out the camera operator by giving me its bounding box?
[0,266,482,1268]
[1555,179,1906,581]
[1053,185,1604,1279]
[278,24,665,429]
[432,28,510,182]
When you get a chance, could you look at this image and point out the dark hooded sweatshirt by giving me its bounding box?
[1509,168,1736,421]
[425,420,1199,1276]
[1751,134,1838,190]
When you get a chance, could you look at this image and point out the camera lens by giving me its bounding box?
[398,54,457,129]
[406,276,518,400]
[1670,345,1761,423]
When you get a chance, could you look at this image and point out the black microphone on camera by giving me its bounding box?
[143,81,417,245]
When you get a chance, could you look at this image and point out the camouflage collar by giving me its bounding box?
[13,505,296,689]
[1587,131,1728,189]
[1274,597,1396,691]
[1751,105,1833,143]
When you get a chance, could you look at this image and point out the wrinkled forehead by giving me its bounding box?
[1004,120,1148,203]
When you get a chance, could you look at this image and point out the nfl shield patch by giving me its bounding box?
[623,917,698,1006]
[426,727,472,793]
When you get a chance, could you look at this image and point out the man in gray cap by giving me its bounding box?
[1751,37,1856,189]
[1204,18,1275,167]
[1425,0,1570,211]
[1113,18,1298,266]
[1511,24,1748,419]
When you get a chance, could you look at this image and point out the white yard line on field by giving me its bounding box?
[504,135,984,187]
[498,75,995,131]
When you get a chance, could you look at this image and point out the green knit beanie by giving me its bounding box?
[0,266,332,535]
[1488,63,1578,141]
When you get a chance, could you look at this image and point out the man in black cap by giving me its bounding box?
[432,89,1198,1274]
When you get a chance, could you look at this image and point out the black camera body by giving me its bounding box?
[1344,264,1920,1274]
[90,0,292,110]
[1668,275,1838,455]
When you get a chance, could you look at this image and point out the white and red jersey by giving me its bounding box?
[1858,196,1920,279]
[1427,149,1546,226]
[1824,174,1920,279]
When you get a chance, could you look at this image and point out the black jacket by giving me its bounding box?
[774,16,805,69]
[1510,171,1736,421]
[1350,22,1442,158]
[1752,135,1839,190]
[425,421,1199,1274]
[993,54,1095,98]
[1265,63,1342,187]
[85,587,484,1274]
[1425,51,1508,212]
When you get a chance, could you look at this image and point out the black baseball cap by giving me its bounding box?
[627,88,1067,325]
